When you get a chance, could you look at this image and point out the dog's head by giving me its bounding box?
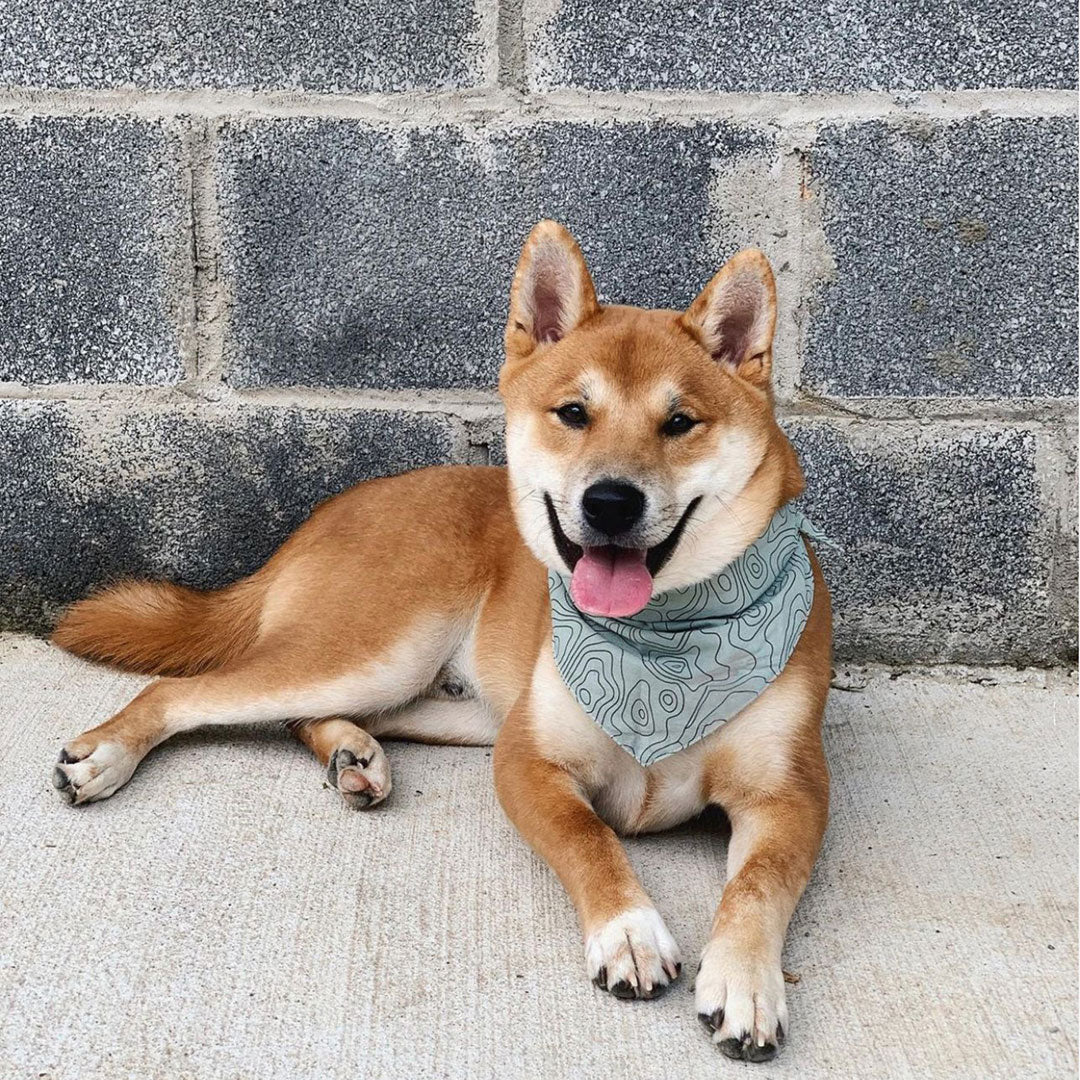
[499,220,804,618]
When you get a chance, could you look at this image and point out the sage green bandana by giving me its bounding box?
[549,503,820,766]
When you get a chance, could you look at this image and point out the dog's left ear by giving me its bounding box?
[680,250,777,390]
[505,220,599,361]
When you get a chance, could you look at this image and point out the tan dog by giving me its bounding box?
[51,221,830,1062]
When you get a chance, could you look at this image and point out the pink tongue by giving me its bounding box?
[570,547,654,617]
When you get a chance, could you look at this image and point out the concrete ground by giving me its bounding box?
[0,634,1075,1080]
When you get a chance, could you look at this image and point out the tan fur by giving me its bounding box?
[52,577,265,676]
[51,220,831,1061]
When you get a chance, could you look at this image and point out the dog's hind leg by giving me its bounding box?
[368,696,501,746]
[290,717,391,809]
[52,628,445,806]
[290,697,500,809]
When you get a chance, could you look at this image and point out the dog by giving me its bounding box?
[50,220,831,1062]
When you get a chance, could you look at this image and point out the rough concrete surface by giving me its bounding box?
[0,116,186,385]
[0,0,489,91]
[790,421,1066,664]
[0,7,1074,666]
[2,402,1071,661]
[0,636,1075,1078]
[216,119,772,389]
[802,117,1078,399]
[0,399,456,633]
[527,0,1079,92]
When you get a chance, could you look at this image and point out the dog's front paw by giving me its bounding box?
[326,740,391,809]
[586,906,681,1000]
[695,938,787,1061]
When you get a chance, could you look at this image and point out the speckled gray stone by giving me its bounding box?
[0,117,185,385]
[216,119,772,389]
[790,421,1068,664]
[802,118,1078,399]
[0,0,487,91]
[528,0,1078,92]
[0,400,455,633]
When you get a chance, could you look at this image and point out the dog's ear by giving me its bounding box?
[680,250,777,390]
[505,220,599,360]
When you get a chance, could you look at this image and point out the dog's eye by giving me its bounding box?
[555,402,588,429]
[662,413,697,437]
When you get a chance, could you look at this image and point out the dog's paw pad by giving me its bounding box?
[326,744,390,809]
[585,906,681,1001]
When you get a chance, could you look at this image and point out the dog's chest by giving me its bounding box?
[530,649,712,834]
[594,738,715,834]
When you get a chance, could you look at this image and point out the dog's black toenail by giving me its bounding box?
[698,1007,723,1033]
[592,966,607,989]
[747,1040,778,1063]
[52,766,71,790]
[776,1022,786,1046]
[718,1035,750,1061]
[609,980,637,1000]
[58,749,77,764]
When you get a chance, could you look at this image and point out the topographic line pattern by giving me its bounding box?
[549,504,821,766]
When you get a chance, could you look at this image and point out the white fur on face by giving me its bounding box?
[505,376,770,590]
[651,423,770,593]
[505,412,570,572]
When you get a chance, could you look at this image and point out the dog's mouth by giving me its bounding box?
[544,494,701,618]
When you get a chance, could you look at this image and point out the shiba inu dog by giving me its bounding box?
[51,221,831,1062]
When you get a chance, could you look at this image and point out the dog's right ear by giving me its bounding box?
[504,220,599,361]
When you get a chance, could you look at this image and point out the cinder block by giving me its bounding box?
[216,119,774,389]
[0,0,488,91]
[526,0,1078,92]
[790,420,1066,664]
[0,400,456,632]
[476,412,1065,663]
[0,117,186,385]
[802,117,1078,399]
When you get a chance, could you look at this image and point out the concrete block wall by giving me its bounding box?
[0,2,1076,664]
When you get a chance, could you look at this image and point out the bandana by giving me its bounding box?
[548,503,821,766]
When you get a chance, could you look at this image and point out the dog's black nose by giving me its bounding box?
[582,480,646,537]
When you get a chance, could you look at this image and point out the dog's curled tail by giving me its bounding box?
[52,577,264,677]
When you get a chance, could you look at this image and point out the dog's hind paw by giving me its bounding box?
[586,906,681,1001]
[52,739,140,806]
[326,739,391,810]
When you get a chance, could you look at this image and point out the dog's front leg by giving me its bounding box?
[695,753,828,1062]
[494,702,681,1000]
